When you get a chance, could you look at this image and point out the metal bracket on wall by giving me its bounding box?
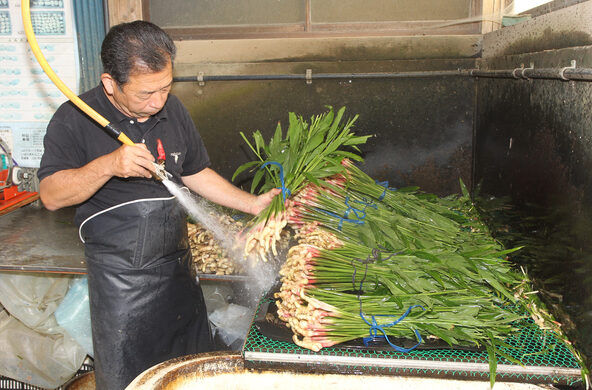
[511,64,524,79]
[559,60,576,81]
[520,62,534,80]
[305,69,312,85]
[197,72,205,86]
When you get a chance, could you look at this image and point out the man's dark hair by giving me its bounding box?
[101,20,176,85]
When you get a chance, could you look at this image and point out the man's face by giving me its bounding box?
[102,60,173,122]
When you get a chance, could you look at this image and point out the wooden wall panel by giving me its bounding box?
[107,0,144,26]
[472,0,506,34]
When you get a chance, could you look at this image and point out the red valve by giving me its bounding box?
[156,139,166,162]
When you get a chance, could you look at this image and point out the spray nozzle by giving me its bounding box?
[152,139,171,181]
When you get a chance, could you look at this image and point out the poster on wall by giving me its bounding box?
[0,0,78,168]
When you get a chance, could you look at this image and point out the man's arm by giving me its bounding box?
[181,167,280,215]
[39,143,156,210]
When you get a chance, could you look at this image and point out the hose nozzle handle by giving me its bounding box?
[156,139,166,162]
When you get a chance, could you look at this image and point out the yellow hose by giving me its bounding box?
[21,1,134,146]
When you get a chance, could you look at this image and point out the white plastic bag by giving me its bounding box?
[0,273,86,388]
[208,303,254,349]
[201,283,233,314]
[0,311,86,388]
[0,272,69,328]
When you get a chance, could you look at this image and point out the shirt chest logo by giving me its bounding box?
[170,152,181,164]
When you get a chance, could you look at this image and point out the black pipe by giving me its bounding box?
[173,70,471,83]
[561,67,592,81]
[173,66,592,84]
[446,65,592,81]
[470,69,517,78]
[471,66,592,81]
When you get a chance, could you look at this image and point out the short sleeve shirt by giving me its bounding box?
[38,85,210,226]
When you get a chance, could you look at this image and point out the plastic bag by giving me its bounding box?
[201,283,233,314]
[201,283,255,349]
[208,303,254,350]
[0,272,69,328]
[55,276,93,357]
[0,273,86,388]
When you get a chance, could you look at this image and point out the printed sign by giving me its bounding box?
[0,0,77,167]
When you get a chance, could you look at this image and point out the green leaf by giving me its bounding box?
[273,121,283,145]
[232,161,261,182]
[332,150,365,161]
[318,106,335,131]
[287,118,301,151]
[302,173,324,187]
[253,130,265,156]
[343,135,372,146]
[327,106,346,141]
[357,224,377,248]
[459,178,470,199]
[268,122,283,157]
[474,264,516,302]
[422,323,458,347]
[485,342,498,389]
[412,250,443,264]
[378,275,410,296]
[239,131,260,158]
[250,168,266,194]
[304,132,326,154]
[311,165,346,179]
[425,270,446,288]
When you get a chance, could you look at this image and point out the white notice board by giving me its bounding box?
[0,0,78,168]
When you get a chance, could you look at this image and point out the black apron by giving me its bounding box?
[79,197,213,390]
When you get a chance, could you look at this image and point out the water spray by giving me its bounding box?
[162,178,281,299]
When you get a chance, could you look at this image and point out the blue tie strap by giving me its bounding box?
[343,196,377,220]
[375,180,397,201]
[317,208,365,231]
[360,305,426,352]
[260,161,291,202]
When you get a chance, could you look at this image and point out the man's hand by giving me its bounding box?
[109,143,155,179]
[39,143,157,210]
[250,188,282,215]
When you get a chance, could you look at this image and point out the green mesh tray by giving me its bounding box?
[243,297,583,386]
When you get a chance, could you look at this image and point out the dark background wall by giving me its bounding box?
[172,72,475,196]
[474,3,592,372]
[475,73,592,372]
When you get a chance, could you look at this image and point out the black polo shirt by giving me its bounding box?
[38,85,210,226]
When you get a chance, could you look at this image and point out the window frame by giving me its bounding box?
[142,0,494,39]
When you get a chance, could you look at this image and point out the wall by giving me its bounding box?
[106,0,144,26]
[474,1,592,370]
[171,35,479,195]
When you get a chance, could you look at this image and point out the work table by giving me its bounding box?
[0,205,85,273]
[0,204,250,281]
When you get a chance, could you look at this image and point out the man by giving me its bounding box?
[37,21,279,389]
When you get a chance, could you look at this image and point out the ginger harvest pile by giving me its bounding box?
[234,107,578,387]
[188,214,244,275]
